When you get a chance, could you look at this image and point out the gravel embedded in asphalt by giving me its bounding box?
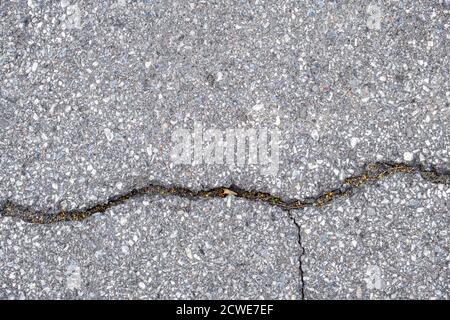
[295,174,449,300]
[0,197,301,299]
[0,0,448,211]
[0,0,448,300]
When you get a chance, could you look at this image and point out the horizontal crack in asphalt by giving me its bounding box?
[0,161,449,224]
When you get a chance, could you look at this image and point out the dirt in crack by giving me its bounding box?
[1,162,449,224]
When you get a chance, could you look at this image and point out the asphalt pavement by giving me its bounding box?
[0,0,448,299]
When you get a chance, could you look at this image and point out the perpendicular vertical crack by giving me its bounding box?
[288,211,306,300]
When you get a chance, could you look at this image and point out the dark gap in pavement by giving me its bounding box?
[1,161,448,224]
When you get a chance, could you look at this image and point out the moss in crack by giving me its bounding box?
[0,161,449,224]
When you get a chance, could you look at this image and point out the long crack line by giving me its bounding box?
[288,211,305,300]
[0,161,449,224]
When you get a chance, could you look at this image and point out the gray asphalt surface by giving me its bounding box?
[0,0,449,299]
[295,174,449,299]
[0,197,300,299]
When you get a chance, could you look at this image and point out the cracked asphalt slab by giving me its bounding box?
[1,0,449,210]
[0,197,301,299]
[0,0,449,300]
[294,174,449,300]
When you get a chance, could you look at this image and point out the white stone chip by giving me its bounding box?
[350,137,359,149]
[403,152,414,162]
[104,128,114,141]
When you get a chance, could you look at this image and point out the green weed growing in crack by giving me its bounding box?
[0,162,448,224]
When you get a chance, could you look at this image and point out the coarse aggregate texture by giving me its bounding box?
[0,197,301,299]
[0,0,448,212]
[294,174,449,300]
[0,0,449,300]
